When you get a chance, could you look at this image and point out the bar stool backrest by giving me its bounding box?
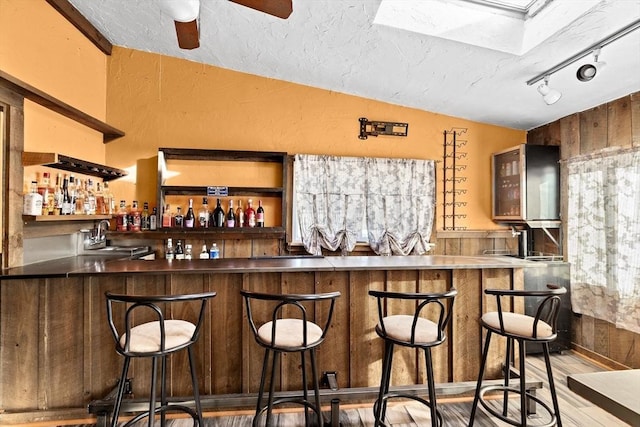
[369,288,458,347]
[241,290,341,352]
[105,291,216,357]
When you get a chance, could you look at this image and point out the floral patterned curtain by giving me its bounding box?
[567,148,640,334]
[294,154,436,256]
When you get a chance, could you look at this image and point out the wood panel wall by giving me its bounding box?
[527,91,640,370]
[0,265,523,422]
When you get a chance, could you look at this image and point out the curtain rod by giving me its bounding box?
[526,18,640,86]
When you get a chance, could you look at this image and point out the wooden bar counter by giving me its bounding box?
[0,254,542,421]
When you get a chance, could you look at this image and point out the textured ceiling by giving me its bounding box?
[68,0,640,130]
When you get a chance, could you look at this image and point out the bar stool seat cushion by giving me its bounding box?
[380,315,439,344]
[119,320,196,353]
[257,319,323,348]
[482,312,553,339]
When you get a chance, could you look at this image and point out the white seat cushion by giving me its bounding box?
[119,319,196,353]
[380,315,440,344]
[257,318,323,349]
[482,311,553,339]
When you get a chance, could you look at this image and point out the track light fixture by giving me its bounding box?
[537,76,562,105]
[576,48,606,82]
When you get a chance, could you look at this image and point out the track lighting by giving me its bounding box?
[537,76,562,105]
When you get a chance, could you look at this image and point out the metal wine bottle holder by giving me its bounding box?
[442,129,468,230]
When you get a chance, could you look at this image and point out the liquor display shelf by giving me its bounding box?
[107,227,285,240]
[23,152,128,181]
[23,214,112,222]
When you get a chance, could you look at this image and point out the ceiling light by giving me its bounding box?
[537,77,562,105]
[576,48,606,82]
[159,0,200,22]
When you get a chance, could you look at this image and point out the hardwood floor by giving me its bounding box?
[57,350,631,427]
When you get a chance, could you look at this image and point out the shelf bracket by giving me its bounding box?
[358,117,408,140]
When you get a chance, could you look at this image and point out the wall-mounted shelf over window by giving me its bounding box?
[23,152,128,181]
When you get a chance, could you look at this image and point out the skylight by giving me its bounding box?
[373,0,599,55]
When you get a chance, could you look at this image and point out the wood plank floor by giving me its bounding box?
[62,350,631,427]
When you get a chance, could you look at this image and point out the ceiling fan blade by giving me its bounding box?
[229,0,293,19]
[175,19,200,49]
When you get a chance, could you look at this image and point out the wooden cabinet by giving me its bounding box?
[155,148,288,240]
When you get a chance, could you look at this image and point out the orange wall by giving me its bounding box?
[106,48,525,230]
[0,0,107,166]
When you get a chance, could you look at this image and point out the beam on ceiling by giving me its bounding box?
[46,0,113,55]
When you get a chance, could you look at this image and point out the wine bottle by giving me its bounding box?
[61,177,73,215]
[54,173,63,215]
[175,240,185,260]
[226,200,235,228]
[184,198,195,228]
[245,198,256,227]
[150,207,158,230]
[256,199,265,227]
[198,197,209,228]
[173,206,184,228]
[212,198,225,228]
[235,199,244,228]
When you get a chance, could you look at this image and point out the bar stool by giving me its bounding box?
[369,288,458,427]
[468,285,566,427]
[105,291,216,427]
[241,289,341,427]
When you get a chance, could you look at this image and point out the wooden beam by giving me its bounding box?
[0,70,125,142]
[46,0,113,55]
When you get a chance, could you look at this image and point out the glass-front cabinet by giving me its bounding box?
[491,144,560,222]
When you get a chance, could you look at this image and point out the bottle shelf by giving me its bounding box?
[161,186,283,196]
[23,152,128,181]
[107,227,285,240]
[23,214,112,222]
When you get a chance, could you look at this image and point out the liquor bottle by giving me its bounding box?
[198,197,209,228]
[162,204,172,228]
[199,244,209,259]
[129,200,141,232]
[150,207,158,230]
[211,198,225,228]
[116,200,128,232]
[141,202,150,231]
[226,200,235,228]
[23,180,43,216]
[173,206,184,228]
[37,172,51,214]
[245,198,256,227]
[256,199,265,227]
[95,182,106,215]
[61,177,73,215]
[235,199,244,228]
[184,244,193,260]
[70,175,80,215]
[103,182,114,215]
[184,198,195,228]
[53,173,63,215]
[86,179,96,215]
[209,242,220,259]
[165,238,174,260]
[175,240,185,260]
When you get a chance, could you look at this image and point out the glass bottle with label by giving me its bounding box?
[184,244,193,260]
[103,182,114,215]
[95,182,106,215]
[184,198,195,228]
[141,202,150,231]
[53,173,63,215]
[175,240,185,260]
[23,180,43,216]
[199,244,209,259]
[211,198,225,228]
[245,198,256,227]
[198,197,209,228]
[37,172,51,214]
[162,204,172,228]
[173,206,184,228]
[129,200,141,232]
[209,242,220,259]
[165,238,174,260]
[116,200,128,232]
[256,199,265,227]
[150,207,158,230]
[235,199,244,228]
[226,200,235,228]
[86,179,96,215]
[61,177,73,215]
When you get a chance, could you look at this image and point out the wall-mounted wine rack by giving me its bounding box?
[442,128,468,230]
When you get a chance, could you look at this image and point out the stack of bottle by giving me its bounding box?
[161,198,265,229]
[23,172,116,216]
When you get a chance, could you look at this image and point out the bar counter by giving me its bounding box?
[0,254,543,422]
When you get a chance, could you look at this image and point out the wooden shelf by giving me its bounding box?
[23,214,112,222]
[23,152,127,181]
[161,186,283,196]
[0,70,124,142]
[107,227,286,240]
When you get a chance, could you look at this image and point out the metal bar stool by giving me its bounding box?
[241,289,341,427]
[468,285,566,427]
[369,288,458,427]
[105,291,216,427]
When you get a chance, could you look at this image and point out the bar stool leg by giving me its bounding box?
[374,340,394,426]
[468,330,492,427]
[301,350,310,427]
[111,357,131,427]
[149,356,158,427]
[254,349,270,427]
[265,351,281,427]
[310,348,323,426]
[161,355,167,426]
[518,339,527,427]
[503,337,513,417]
[424,348,439,427]
[187,346,204,426]
[542,342,562,427]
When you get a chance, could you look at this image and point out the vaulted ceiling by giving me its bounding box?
[68,0,640,130]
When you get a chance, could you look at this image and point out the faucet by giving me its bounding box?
[82,219,111,250]
[96,219,110,243]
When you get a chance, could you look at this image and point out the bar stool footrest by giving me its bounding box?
[122,403,200,427]
[478,385,557,427]
[373,393,443,427]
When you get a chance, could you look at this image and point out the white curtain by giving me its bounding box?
[366,157,436,255]
[294,154,436,256]
[567,148,640,334]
